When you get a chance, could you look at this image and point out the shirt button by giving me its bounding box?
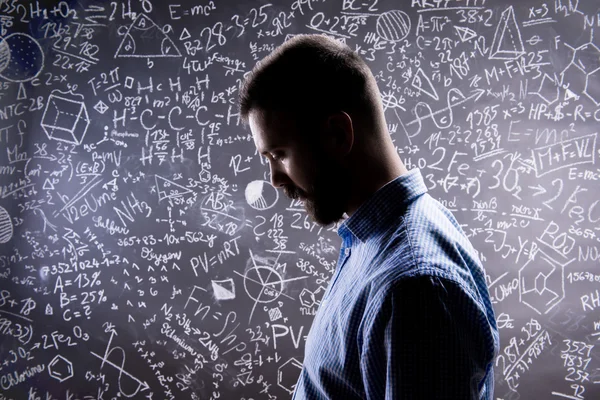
[344,248,350,256]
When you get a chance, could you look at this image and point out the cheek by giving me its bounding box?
[284,160,311,193]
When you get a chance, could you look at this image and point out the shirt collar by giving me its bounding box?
[337,168,428,244]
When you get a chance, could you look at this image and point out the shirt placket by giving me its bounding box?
[321,240,352,303]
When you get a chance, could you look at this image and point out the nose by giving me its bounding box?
[268,161,289,189]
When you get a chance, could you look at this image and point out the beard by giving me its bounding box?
[283,157,349,227]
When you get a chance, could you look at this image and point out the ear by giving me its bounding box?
[324,111,354,158]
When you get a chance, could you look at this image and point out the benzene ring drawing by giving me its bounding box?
[48,355,74,382]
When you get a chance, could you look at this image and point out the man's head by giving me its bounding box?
[238,34,389,226]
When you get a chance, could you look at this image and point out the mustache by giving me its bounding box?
[283,185,306,200]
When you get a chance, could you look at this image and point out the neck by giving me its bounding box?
[345,138,408,217]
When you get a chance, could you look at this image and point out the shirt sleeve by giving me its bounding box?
[359,273,495,400]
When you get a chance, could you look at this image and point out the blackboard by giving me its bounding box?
[1,0,600,398]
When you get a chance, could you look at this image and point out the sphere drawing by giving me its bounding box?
[376,10,411,42]
[245,180,279,210]
[0,33,44,82]
[0,206,13,244]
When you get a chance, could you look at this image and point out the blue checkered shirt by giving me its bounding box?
[292,168,500,399]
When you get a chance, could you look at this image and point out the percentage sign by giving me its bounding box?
[98,289,107,303]
[90,272,101,286]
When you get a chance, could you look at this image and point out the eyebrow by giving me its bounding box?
[259,145,280,155]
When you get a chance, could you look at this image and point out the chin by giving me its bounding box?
[306,200,344,227]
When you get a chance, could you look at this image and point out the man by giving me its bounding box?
[238,34,499,399]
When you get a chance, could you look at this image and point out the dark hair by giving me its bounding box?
[238,34,384,133]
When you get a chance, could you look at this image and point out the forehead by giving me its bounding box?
[249,109,298,152]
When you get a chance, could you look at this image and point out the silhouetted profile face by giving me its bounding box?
[249,109,350,227]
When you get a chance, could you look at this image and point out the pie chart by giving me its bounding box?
[245,180,279,210]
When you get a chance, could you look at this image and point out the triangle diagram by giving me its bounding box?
[43,178,55,190]
[454,26,477,42]
[489,6,524,60]
[115,13,182,58]
[155,175,193,202]
[179,27,191,41]
[17,83,27,100]
[411,68,439,101]
[565,88,579,101]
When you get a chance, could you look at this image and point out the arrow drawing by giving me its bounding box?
[90,330,150,397]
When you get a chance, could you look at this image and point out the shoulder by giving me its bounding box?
[369,193,479,282]
[401,194,485,289]
[363,193,489,315]
[403,193,471,260]
[361,273,496,352]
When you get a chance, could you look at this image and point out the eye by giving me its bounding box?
[271,151,284,161]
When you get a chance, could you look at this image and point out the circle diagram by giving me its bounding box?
[243,266,284,303]
[0,33,44,82]
[245,180,279,210]
[376,10,411,42]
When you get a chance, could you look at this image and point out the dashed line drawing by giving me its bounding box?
[115,13,182,58]
[48,355,74,382]
[489,6,525,60]
[0,32,44,82]
[411,68,439,101]
[0,205,13,243]
[40,89,90,145]
[155,205,187,232]
[245,180,279,210]
[376,10,411,42]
